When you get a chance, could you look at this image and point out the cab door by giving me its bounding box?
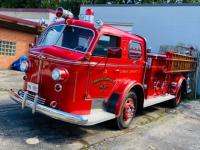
[85,34,121,100]
[125,40,146,86]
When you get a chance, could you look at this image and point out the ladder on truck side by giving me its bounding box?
[144,51,197,108]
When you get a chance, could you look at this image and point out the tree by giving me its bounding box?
[0,0,199,18]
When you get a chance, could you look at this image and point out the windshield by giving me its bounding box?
[38,25,94,53]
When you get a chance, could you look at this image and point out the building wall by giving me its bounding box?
[0,10,55,25]
[0,27,35,69]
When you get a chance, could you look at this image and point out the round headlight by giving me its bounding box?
[52,69,61,81]
[52,67,69,81]
[20,61,28,72]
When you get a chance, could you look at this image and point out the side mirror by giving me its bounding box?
[147,47,151,53]
[84,52,92,60]
[35,35,39,44]
[107,47,122,58]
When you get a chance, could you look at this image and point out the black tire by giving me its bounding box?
[114,91,137,130]
[169,86,182,108]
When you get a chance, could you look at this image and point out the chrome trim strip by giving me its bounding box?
[30,52,145,68]
[85,65,90,99]
[42,56,144,67]
[47,56,89,65]
[37,55,43,84]
[143,61,147,86]
[29,53,39,58]
[85,98,106,101]
[73,72,78,102]
[9,90,88,125]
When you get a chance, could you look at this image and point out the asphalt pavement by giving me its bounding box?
[0,70,200,150]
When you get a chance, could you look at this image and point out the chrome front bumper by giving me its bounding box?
[9,89,88,125]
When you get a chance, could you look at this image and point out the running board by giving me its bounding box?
[82,109,116,126]
[143,94,175,108]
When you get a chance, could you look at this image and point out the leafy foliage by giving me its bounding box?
[0,0,199,17]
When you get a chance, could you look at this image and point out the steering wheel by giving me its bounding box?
[74,46,85,51]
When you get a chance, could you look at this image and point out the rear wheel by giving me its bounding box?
[115,91,137,130]
[169,86,182,108]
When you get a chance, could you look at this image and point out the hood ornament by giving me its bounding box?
[38,54,46,59]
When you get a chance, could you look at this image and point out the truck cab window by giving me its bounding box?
[93,35,120,57]
[38,25,64,46]
[129,41,142,60]
[38,25,94,53]
[57,26,94,52]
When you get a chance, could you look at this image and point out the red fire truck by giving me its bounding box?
[9,8,197,129]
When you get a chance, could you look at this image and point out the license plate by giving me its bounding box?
[27,82,39,93]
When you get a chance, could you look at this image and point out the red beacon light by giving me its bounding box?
[56,7,74,19]
[84,9,103,29]
[84,9,94,23]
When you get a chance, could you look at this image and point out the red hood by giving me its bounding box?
[29,46,85,61]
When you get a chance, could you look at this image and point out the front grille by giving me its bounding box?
[18,90,46,105]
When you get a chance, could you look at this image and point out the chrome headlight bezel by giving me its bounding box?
[52,67,69,81]
[52,68,61,81]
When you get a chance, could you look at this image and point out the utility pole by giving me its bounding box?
[195,50,199,99]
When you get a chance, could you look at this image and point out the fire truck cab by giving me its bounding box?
[10,8,196,129]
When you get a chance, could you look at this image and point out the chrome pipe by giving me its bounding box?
[22,91,28,109]
[32,95,38,114]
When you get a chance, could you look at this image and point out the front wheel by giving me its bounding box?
[115,91,137,130]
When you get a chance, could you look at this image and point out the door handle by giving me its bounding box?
[114,69,120,73]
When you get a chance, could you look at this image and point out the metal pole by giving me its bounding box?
[195,51,199,99]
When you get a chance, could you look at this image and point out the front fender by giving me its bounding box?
[107,79,143,117]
